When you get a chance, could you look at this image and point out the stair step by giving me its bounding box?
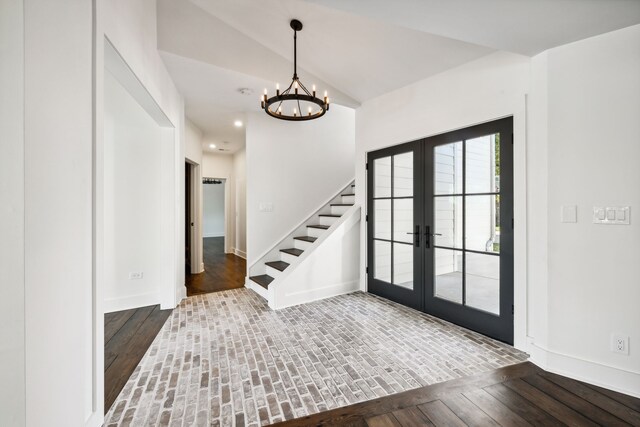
[319,214,341,218]
[331,203,354,206]
[342,193,355,197]
[307,224,330,230]
[294,236,317,243]
[265,261,289,272]
[280,248,303,257]
[249,274,273,289]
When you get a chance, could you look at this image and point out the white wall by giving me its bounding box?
[23,0,97,424]
[356,51,530,348]
[246,105,356,266]
[185,119,203,165]
[203,182,226,237]
[103,71,170,312]
[203,152,234,177]
[0,0,25,424]
[527,24,640,396]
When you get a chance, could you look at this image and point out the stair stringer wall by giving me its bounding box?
[269,206,361,310]
[247,179,354,278]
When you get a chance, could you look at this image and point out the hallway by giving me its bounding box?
[186,237,246,296]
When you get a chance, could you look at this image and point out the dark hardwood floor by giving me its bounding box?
[186,236,246,296]
[274,361,640,426]
[104,304,172,413]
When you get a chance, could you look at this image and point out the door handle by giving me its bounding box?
[425,226,441,248]
[406,225,420,247]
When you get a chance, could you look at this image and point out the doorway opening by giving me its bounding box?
[367,117,514,344]
[185,177,246,295]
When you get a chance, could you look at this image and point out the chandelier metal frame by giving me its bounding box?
[260,19,330,121]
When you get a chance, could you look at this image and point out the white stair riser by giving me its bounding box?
[319,216,339,226]
[341,195,355,204]
[307,227,325,238]
[266,266,283,278]
[294,239,314,250]
[248,281,268,299]
[331,205,351,215]
[280,252,300,264]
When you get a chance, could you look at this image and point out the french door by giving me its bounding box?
[367,118,514,344]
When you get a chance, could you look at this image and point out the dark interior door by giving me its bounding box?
[367,118,514,344]
[185,162,191,274]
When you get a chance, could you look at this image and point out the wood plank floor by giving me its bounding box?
[273,361,640,426]
[104,304,172,413]
[186,236,246,296]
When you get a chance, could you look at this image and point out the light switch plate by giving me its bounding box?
[561,205,577,223]
[593,206,630,225]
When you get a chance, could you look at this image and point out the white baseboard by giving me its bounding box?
[203,232,225,238]
[527,339,640,398]
[104,292,161,313]
[234,248,246,259]
[275,280,359,310]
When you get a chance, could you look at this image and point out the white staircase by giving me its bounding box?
[246,182,360,309]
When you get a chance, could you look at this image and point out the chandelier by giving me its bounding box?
[260,19,330,121]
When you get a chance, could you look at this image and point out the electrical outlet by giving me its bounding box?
[611,334,629,355]
[129,272,143,280]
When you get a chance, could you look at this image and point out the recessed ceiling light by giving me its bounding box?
[209,144,216,149]
[234,120,243,127]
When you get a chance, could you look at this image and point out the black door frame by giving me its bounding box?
[366,117,514,344]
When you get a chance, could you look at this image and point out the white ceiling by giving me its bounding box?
[157,0,640,151]
[307,0,640,56]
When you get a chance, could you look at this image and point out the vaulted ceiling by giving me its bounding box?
[157,0,640,153]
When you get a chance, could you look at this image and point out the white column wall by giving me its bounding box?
[531,24,640,396]
[23,0,97,424]
[0,0,25,425]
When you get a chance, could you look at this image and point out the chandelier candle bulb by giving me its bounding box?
[313,84,316,97]
[276,83,280,96]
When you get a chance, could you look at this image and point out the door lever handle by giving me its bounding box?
[425,226,441,248]
[407,225,420,247]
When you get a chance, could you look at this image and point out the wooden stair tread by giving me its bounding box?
[307,224,330,230]
[319,214,341,218]
[331,203,354,206]
[342,193,355,196]
[280,248,303,257]
[249,275,273,289]
[294,236,317,243]
[265,261,290,272]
